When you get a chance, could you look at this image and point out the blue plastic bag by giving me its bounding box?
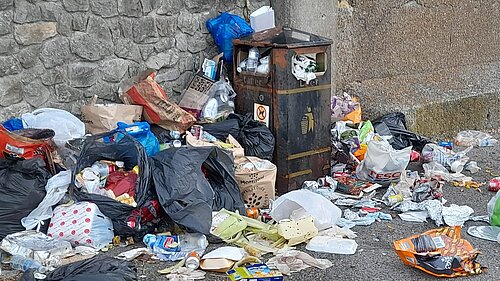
[115,122,160,156]
[2,118,23,131]
[206,12,254,62]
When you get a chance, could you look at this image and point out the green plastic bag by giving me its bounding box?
[488,191,500,226]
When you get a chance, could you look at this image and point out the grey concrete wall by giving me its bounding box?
[271,0,337,93]
[0,0,269,120]
[337,0,500,89]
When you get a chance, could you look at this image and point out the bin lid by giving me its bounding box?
[233,27,333,48]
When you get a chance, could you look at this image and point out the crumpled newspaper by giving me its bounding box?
[166,267,206,281]
[267,249,332,275]
[395,199,444,226]
[442,204,474,226]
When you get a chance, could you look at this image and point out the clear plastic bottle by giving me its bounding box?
[246,47,260,72]
[143,233,208,261]
[10,255,47,273]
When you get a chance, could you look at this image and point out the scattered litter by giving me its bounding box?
[306,236,358,255]
[394,226,483,277]
[165,267,206,281]
[488,190,500,226]
[227,263,283,281]
[467,226,500,242]
[270,189,341,231]
[116,248,150,261]
[395,200,444,226]
[337,209,392,228]
[267,249,333,275]
[455,130,498,147]
[442,204,474,226]
[143,233,208,261]
[398,211,428,223]
[489,177,500,192]
[202,247,246,261]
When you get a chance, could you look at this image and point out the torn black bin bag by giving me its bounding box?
[21,255,137,281]
[152,146,246,234]
[203,113,275,160]
[0,158,50,240]
[73,131,154,237]
[372,112,430,151]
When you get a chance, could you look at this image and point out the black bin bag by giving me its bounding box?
[203,113,275,160]
[372,112,431,151]
[73,131,153,237]
[0,158,51,240]
[152,146,246,234]
[21,255,137,281]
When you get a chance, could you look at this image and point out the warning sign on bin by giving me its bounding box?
[254,103,269,127]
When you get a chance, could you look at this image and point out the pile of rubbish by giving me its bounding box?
[1,6,499,281]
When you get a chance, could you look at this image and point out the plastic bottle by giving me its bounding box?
[143,233,208,261]
[246,47,260,72]
[185,251,200,269]
[10,255,48,273]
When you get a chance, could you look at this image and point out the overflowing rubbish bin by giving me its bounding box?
[233,27,333,194]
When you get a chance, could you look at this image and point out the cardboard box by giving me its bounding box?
[235,157,277,208]
[250,6,275,32]
[227,264,283,281]
[178,72,216,119]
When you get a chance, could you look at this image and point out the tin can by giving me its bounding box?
[246,208,260,219]
[388,194,404,206]
[191,125,203,140]
[185,251,200,269]
[489,178,500,192]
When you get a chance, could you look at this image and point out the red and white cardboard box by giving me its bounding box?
[47,202,114,250]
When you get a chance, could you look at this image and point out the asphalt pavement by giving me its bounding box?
[109,133,500,281]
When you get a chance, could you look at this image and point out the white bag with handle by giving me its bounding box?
[22,108,85,147]
[356,138,412,186]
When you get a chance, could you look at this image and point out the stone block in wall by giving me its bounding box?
[67,62,98,88]
[20,64,44,85]
[139,44,155,61]
[90,0,118,18]
[62,0,90,12]
[156,15,178,36]
[156,67,180,83]
[14,0,42,23]
[154,37,175,53]
[24,79,51,107]
[132,17,159,43]
[39,2,64,21]
[40,37,72,68]
[14,22,58,45]
[41,68,65,86]
[0,0,13,11]
[70,33,113,61]
[118,0,142,17]
[118,17,133,38]
[145,49,179,70]
[187,31,207,53]
[100,58,129,82]
[87,81,118,101]
[172,71,193,94]
[0,78,23,107]
[175,33,187,52]
[127,61,147,78]
[72,13,89,31]
[0,38,18,56]
[0,10,12,36]
[0,56,21,76]
[115,38,141,62]
[0,101,32,121]
[55,84,84,102]
[157,0,184,16]
[16,45,41,69]
[178,9,199,35]
[177,52,195,73]
[141,0,160,14]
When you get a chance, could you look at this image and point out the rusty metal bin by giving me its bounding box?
[233,27,333,195]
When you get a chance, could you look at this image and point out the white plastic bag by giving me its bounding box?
[21,171,72,231]
[306,236,358,255]
[270,190,341,231]
[22,108,85,147]
[356,138,412,186]
[455,130,498,147]
[488,190,500,227]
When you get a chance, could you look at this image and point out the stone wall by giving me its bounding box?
[0,0,269,120]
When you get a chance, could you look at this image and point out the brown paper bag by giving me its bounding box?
[235,156,277,208]
[81,104,143,134]
[119,69,196,132]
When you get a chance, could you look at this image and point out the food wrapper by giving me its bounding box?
[393,226,484,277]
